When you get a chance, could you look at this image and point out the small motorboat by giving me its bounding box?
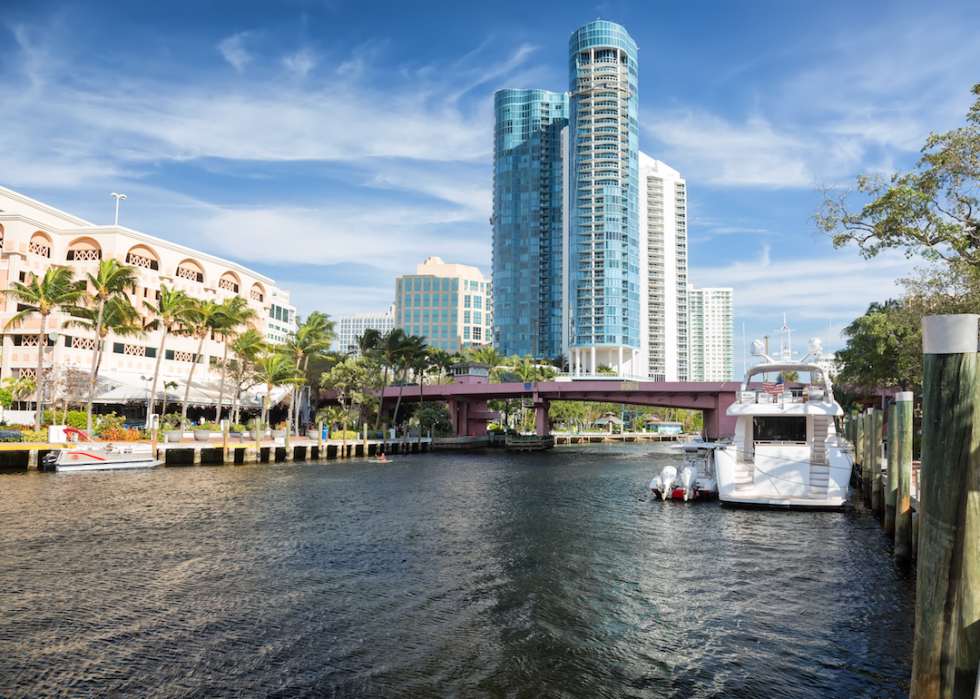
[650,442,722,501]
[42,428,162,472]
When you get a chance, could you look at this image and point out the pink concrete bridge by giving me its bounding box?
[379,380,742,440]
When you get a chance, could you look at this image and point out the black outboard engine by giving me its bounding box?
[40,451,59,472]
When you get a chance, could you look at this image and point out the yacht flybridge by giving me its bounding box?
[714,337,852,510]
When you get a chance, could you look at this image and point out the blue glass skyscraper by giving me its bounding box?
[566,20,640,373]
[491,89,568,359]
[492,20,641,375]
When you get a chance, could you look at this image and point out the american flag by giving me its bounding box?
[763,377,784,395]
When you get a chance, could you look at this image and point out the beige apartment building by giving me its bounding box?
[0,185,296,422]
[394,257,492,352]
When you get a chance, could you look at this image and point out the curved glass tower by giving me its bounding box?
[566,21,640,375]
[492,88,569,358]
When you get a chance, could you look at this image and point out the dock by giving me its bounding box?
[552,431,679,445]
[0,435,432,470]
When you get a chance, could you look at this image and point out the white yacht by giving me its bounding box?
[650,442,722,501]
[714,338,852,510]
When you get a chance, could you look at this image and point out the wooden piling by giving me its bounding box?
[317,421,324,459]
[284,420,292,461]
[854,414,865,492]
[892,391,913,557]
[862,414,870,499]
[910,314,980,699]
[871,409,884,517]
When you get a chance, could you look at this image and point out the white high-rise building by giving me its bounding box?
[639,154,689,381]
[335,305,395,356]
[688,286,734,381]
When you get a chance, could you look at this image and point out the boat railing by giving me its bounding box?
[737,390,832,406]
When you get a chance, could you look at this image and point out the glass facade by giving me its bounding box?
[567,20,640,351]
[492,88,569,359]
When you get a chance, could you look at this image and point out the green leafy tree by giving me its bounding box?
[320,358,372,428]
[815,82,980,268]
[836,300,916,406]
[1,266,87,428]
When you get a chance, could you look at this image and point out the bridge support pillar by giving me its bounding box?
[535,399,550,437]
[703,392,738,441]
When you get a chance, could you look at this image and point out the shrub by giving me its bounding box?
[21,429,47,443]
[43,410,89,430]
[230,423,246,433]
[330,430,359,439]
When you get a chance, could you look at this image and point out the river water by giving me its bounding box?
[0,443,914,698]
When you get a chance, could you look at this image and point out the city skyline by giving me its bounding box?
[3,0,979,375]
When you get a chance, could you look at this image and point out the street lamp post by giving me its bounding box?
[111,192,127,226]
[141,375,151,422]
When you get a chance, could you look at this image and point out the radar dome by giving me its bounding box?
[750,339,765,356]
[807,338,824,355]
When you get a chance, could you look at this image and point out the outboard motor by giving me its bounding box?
[679,465,698,501]
[40,451,59,472]
[659,465,677,501]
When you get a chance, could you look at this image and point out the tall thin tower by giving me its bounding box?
[565,20,641,377]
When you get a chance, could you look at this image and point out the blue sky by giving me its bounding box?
[3,0,979,372]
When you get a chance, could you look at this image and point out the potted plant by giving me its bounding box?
[192,422,215,442]
[247,418,268,441]
[270,422,285,439]
[230,423,246,442]
[162,415,184,443]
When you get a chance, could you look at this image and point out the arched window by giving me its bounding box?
[29,232,52,258]
[250,283,265,303]
[126,245,160,271]
[218,271,241,293]
[176,259,205,284]
[66,237,102,262]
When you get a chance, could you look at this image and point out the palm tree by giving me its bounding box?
[212,296,257,422]
[76,259,138,434]
[230,328,267,423]
[281,312,334,435]
[143,285,196,420]
[391,334,425,435]
[252,352,301,427]
[372,328,414,432]
[0,376,36,424]
[63,294,144,431]
[2,266,87,429]
[412,347,437,447]
[161,379,179,418]
[352,328,381,357]
[180,299,224,427]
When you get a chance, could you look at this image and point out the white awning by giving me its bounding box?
[91,368,292,409]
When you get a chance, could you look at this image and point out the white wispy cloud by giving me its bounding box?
[643,12,980,189]
[691,245,915,323]
[218,32,252,72]
[283,48,316,77]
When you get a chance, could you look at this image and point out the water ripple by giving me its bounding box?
[0,444,913,697]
